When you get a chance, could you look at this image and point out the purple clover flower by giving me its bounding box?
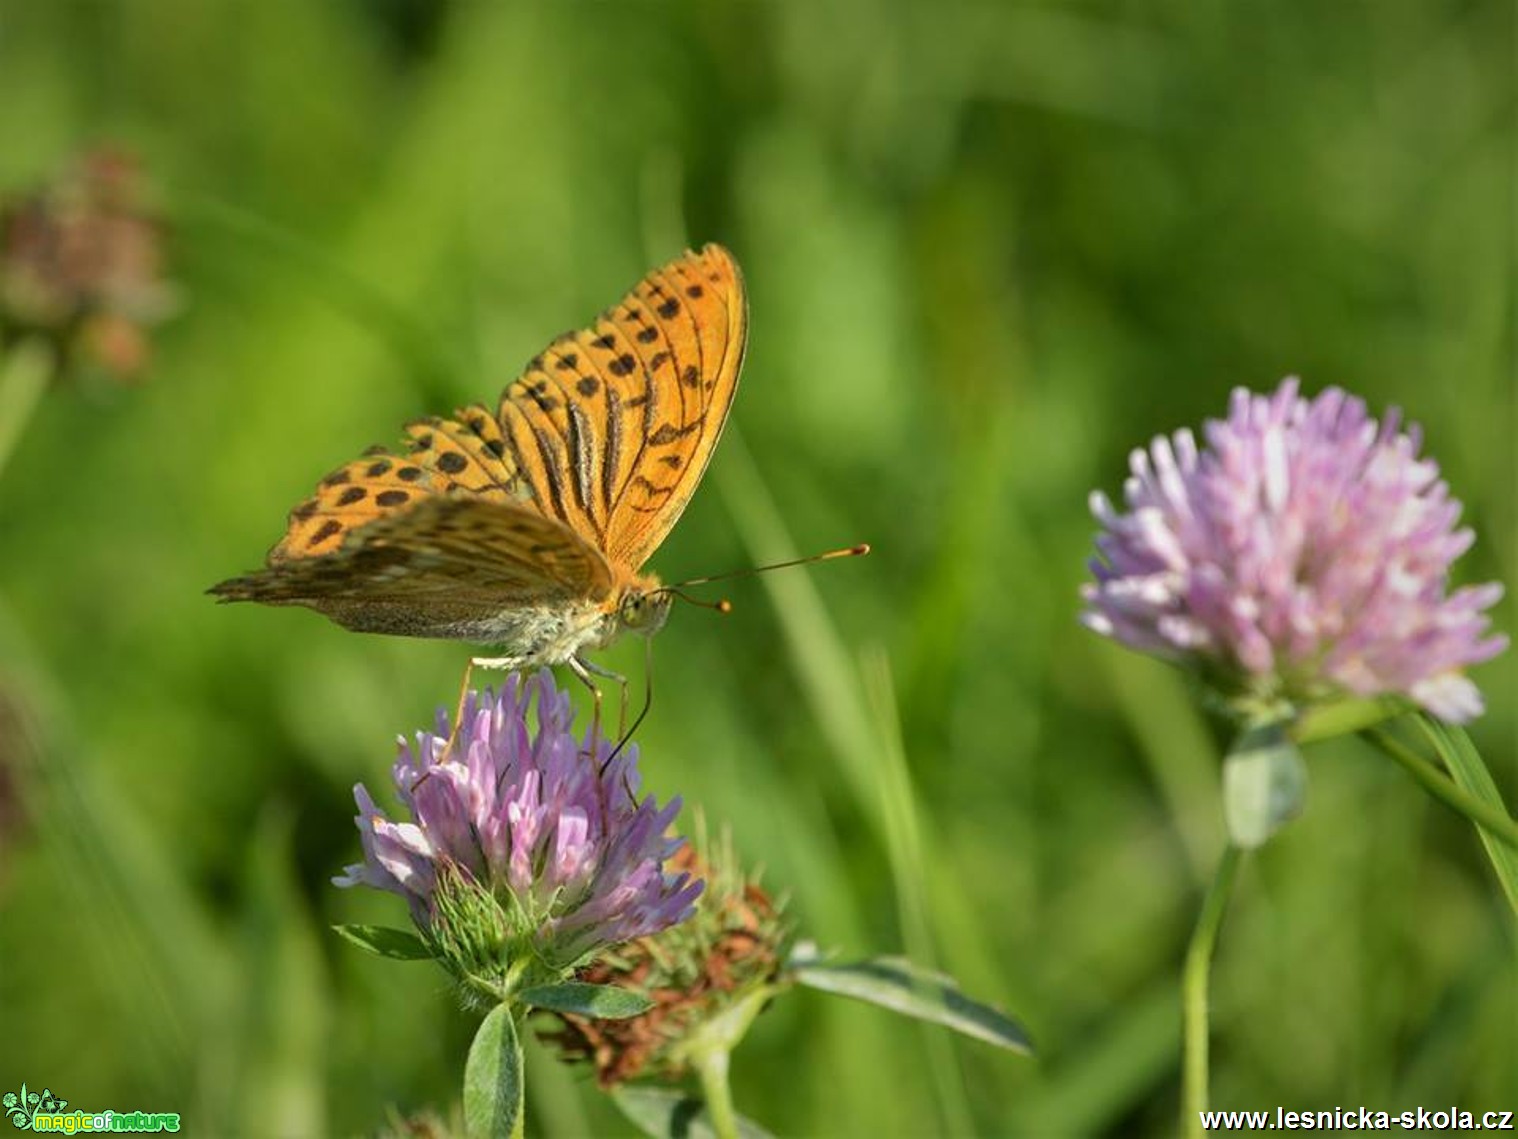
[1082,378,1506,722]
[336,672,702,974]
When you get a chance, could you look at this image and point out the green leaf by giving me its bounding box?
[464,1003,524,1139]
[330,923,432,961]
[1222,720,1307,848]
[1416,715,1518,913]
[611,1086,775,1139]
[791,953,1033,1054]
[517,981,653,1019]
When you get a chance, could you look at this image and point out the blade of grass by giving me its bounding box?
[716,432,973,1137]
[0,339,53,482]
[0,599,233,1115]
[234,808,328,1137]
[1412,715,1518,912]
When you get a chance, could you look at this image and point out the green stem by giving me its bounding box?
[1182,843,1243,1138]
[694,1047,740,1139]
[0,339,55,481]
[1362,728,1518,849]
[508,1007,527,1139]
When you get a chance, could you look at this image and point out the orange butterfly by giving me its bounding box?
[210,245,746,686]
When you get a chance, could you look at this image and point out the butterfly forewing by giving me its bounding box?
[499,243,746,570]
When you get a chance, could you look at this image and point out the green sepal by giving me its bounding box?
[789,948,1033,1054]
[516,981,654,1019]
[463,1002,524,1139]
[611,1086,775,1139]
[1292,696,1403,744]
[1222,719,1307,848]
[330,923,432,961]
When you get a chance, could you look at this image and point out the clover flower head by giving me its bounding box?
[1082,378,1506,722]
[336,671,703,978]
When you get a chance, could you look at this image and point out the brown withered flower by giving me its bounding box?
[541,827,793,1089]
[1,148,177,382]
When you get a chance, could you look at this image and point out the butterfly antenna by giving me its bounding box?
[671,543,870,591]
[660,587,734,614]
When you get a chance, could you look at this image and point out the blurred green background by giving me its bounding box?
[0,1,1512,1136]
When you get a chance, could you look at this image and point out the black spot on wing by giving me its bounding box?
[648,420,701,446]
[309,519,342,547]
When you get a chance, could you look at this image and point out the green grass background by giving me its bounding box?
[0,2,1512,1135]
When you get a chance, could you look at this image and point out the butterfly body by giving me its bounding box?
[303,590,667,670]
[211,245,743,671]
[230,544,673,670]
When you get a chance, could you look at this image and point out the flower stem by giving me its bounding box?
[1183,843,1243,1138]
[1362,728,1518,849]
[0,339,54,482]
[694,1047,740,1139]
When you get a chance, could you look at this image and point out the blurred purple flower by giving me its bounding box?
[1082,378,1506,722]
[336,672,702,972]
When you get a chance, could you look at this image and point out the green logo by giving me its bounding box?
[3,1086,180,1133]
[4,1087,66,1131]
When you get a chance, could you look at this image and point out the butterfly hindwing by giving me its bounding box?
[217,496,612,607]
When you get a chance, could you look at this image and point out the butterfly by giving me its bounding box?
[210,244,746,688]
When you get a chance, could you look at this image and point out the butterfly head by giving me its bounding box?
[615,585,674,639]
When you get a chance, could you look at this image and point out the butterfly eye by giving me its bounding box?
[620,590,672,635]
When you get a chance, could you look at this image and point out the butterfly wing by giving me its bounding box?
[211,496,614,639]
[213,244,744,640]
[491,243,747,572]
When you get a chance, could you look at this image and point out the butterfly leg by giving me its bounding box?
[440,655,524,760]
[573,655,631,739]
[574,656,643,801]
[566,656,607,741]
[438,659,478,760]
